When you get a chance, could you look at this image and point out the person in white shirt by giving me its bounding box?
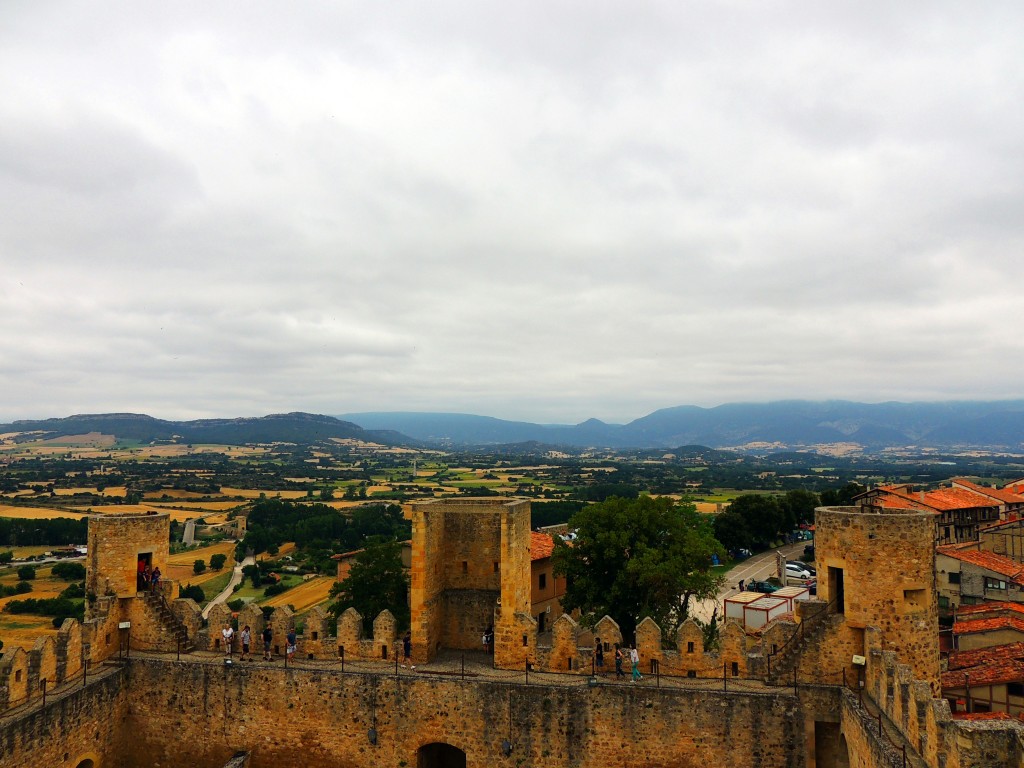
[629,644,642,682]
[222,623,235,656]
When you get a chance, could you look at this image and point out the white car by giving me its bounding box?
[785,563,811,580]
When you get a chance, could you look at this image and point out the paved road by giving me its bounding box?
[689,541,811,622]
[201,554,254,619]
[182,520,196,546]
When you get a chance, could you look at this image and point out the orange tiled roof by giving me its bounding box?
[922,487,1001,511]
[952,478,1024,505]
[862,488,939,513]
[530,531,555,561]
[936,548,1024,580]
[952,712,1014,721]
[952,616,1024,637]
[942,641,1024,688]
[956,602,1024,619]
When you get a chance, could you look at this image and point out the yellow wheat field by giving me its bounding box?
[0,615,58,650]
[260,576,333,612]
[0,504,83,520]
[167,540,236,566]
[220,487,308,499]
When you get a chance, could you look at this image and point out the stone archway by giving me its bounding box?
[417,742,467,768]
[75,759,96,768]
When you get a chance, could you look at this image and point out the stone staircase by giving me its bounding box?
[141,589,193,653]
[765,603,835,686]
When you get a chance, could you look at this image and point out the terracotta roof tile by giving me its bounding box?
[922,487,1001,511]
[942,641,1024,688]
[862,488,940,513]
[953,617,1024,637]
[952,478,1024,505]
[937,549,1024,580]
[530,531,555,561]
[952,712,1014,721]
[956,601,1024,619]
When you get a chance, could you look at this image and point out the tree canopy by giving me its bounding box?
[328,537,409,631]
[552,495,724,640]
[714,490,822,552]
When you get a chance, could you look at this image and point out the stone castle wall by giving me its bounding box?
[0,666,126,768]
[104,659,808,768]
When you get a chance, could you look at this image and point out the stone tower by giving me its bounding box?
[408,498,532,664]
[86,512,170,605]
[815,503,940,693]
[84,512,184,654]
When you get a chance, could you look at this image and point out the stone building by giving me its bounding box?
[942,641,1024,717]
[857,481,1024,545]
[529,531,566,633]
[936,545,1024,614]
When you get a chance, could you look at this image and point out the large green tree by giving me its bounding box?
[552,496,724,640]
[328,537,409,631]
[780,489,820,526]
[728,494,785,546]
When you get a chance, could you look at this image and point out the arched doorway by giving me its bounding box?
[417,742,467,768]
[75,760,95,768]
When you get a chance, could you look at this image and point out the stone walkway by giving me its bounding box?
[128,646,794,697]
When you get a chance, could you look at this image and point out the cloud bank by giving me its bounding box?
[2,2,1022,423]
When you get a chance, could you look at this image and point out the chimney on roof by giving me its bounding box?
[920,491,926,502]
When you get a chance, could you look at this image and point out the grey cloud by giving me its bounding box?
[1,2,1023,423]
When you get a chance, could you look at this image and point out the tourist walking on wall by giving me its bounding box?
[629,643,642,682]
[240,625,251,661]
[402,631,414,669]
[286,628,297,661]
[262,625,273,661]
[151,566,161,593]
[614,643,625,678]
[222,623,234,657]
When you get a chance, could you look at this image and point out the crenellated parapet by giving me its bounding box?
[851,625,1024,768]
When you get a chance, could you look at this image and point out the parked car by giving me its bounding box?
[733,548,753,560]
[788,560,816,576]
[749,580,780,594]
[785,563,812,580]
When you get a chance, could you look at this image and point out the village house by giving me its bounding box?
[979,515,1024,563]
[942,641,1024,717]
[858,480,1024,544]
[952,602,1024,651]
[936,546,1024,615]
[529,531,566,633]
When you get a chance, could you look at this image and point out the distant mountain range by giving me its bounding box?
[0,412,409,447]
[3,401,1022,452]
[341,400,1024,451]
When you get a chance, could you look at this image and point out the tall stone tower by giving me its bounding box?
[815,504,939,693]
[86,512,170,605]
[408,498,532,664]
[84,512,183,655]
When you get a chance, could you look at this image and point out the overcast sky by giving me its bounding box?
[2,2,1023,425]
